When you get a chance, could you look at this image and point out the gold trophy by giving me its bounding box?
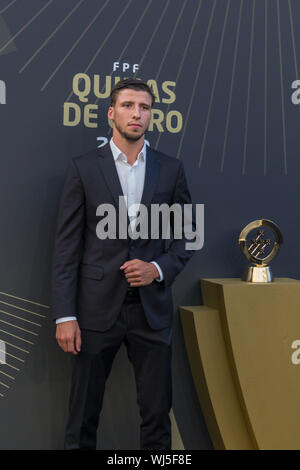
[238,219,283,283]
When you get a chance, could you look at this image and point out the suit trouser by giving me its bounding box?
[64,292,172,450]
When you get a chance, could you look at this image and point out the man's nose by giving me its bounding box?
[132,106,141,118]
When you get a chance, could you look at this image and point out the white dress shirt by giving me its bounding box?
[56,139,163,324]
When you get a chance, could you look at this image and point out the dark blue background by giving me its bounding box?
[0,0,299,449]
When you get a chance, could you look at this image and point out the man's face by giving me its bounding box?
[108,88,152,142]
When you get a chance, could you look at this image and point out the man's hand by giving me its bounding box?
[120,259,159,286]
[56,320,81,355]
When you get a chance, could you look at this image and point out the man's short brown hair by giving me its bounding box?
[110,78,156,107]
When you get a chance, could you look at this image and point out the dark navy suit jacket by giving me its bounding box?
[51,143,195,331]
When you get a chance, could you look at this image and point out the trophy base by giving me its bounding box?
[242,266,273,283]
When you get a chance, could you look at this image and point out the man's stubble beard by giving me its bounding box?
[114,120,146,142]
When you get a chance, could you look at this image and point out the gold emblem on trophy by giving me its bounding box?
[238,219,283,283]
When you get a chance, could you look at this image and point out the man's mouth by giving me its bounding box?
[128,123,142,128]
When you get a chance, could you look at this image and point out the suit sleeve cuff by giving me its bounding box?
[56,316,77,324]
[150,261,164,282]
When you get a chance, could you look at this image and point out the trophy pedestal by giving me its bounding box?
[180,278,300,450]
[242,266,273,283]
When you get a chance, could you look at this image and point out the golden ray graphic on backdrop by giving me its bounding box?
[0,0,298,173]
[0,6,16,56]
[0,290,185,450]
[0,290,48,398]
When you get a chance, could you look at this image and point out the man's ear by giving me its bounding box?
[107,106,114,121]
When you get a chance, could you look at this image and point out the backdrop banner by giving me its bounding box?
[0,0,299,449]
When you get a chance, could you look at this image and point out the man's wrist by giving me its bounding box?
[149,262,160,280]
[150,261,163,282]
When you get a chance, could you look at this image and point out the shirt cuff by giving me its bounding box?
[56,316,77,324]
[150,261,164,282]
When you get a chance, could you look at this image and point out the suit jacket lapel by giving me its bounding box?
[97,143,124,207]
[135,146,161,239]
[97,143,161,208]
[140,146,161,210]
[96,143,161,238]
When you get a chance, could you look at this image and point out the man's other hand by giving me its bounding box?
[56,320,81,355]
[120,259,159,286]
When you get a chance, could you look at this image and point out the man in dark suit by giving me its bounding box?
[52,78,196,450]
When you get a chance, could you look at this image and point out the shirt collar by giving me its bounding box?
[109,138,146,163]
